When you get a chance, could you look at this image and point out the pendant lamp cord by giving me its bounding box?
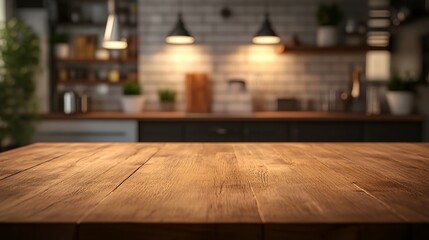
[178,0,183,15]
[264,0,268,15]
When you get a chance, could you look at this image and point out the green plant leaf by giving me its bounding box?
[123,81,141,95]
[0,19,40,148]
[158,89,177,103]
[317,4,343,26]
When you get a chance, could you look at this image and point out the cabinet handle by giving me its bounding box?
[214,128,227,135]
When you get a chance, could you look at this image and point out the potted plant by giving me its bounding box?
[386,75,416,115]
[121,81,145,112]
[50,32,70,59]
[158,89,177,111]
[0,19,40,151]
[316,4,343,47]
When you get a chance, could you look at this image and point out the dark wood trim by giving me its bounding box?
[276,45,390,54]
[41,112,425,122]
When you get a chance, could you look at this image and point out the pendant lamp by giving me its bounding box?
[103,0,128,49]
[253,0,280,44]
[166,0,195,44]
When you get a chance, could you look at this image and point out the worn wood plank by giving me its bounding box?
[0,143,428,240]
[318,143,429,221]
[233,144,402,223]
[0,143,106,180]
[0,144,161,221]
[80,144,262,240]
[0,143,162,239]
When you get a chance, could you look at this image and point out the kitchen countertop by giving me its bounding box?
[1,143,428,239]
[41,111,425,122]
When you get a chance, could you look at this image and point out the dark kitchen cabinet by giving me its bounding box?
[184,122,244,142]
[289,122,364,142]
[139,122,289,142]
[139,122,184,142]
[139,120,422,143]
[364,122,422,142]
[243,123,288,142]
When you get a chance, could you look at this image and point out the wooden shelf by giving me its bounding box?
[41,111,425,122]
[56,58,138,65]
[57,80,127,85]
[276,45,389,54]
[56,22,137,29]
[56,0,136,4]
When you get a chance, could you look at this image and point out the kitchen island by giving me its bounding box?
[1,143,428,240]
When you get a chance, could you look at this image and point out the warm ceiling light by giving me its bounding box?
[103,0,127,50]
[166,35,195,45]
[253,0,280,45]
[166,1,195,45]
[166,14,195,44]
[253,35,281,45]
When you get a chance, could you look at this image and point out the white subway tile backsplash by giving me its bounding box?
[138,0,367,111]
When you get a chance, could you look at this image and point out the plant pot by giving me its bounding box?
[317,26,338,47]
[386,91,414,115]
[55,43,70,59]
[160,102,175,112]
[121,96,145,113]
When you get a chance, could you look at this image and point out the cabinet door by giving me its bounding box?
[289,122,363,142]
[243,123,288,142]
[364,122,422,142]
[185,122,244,142]
[139,122,184,142]
[34,120,138,142]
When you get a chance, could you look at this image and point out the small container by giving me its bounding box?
[95,49,110,60]
[109,70,120,83]
[80,92,91,113]
[367,86,381,115]
[60,90,80,114]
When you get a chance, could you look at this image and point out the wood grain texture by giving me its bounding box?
[0,143,428,240]
[40,111,425,122]
[233,144,402,223]
[185,74,211,113]
[0,143,162,239]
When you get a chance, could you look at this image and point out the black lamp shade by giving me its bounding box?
[253,14,280,44]
[166,14,195,44]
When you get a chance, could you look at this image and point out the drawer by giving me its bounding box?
[185,122,244,142]
[243,123,288,142]
[34,120,138,142]
[289,122,363,142]
[139,122,184,142]
[364,122,422,142]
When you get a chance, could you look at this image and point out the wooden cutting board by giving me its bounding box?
[185,73,211,113]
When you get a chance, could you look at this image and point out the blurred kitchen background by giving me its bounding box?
[1,0,429,148]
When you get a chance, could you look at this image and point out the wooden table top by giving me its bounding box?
[41,111,425,122]
[1,143,428,240]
